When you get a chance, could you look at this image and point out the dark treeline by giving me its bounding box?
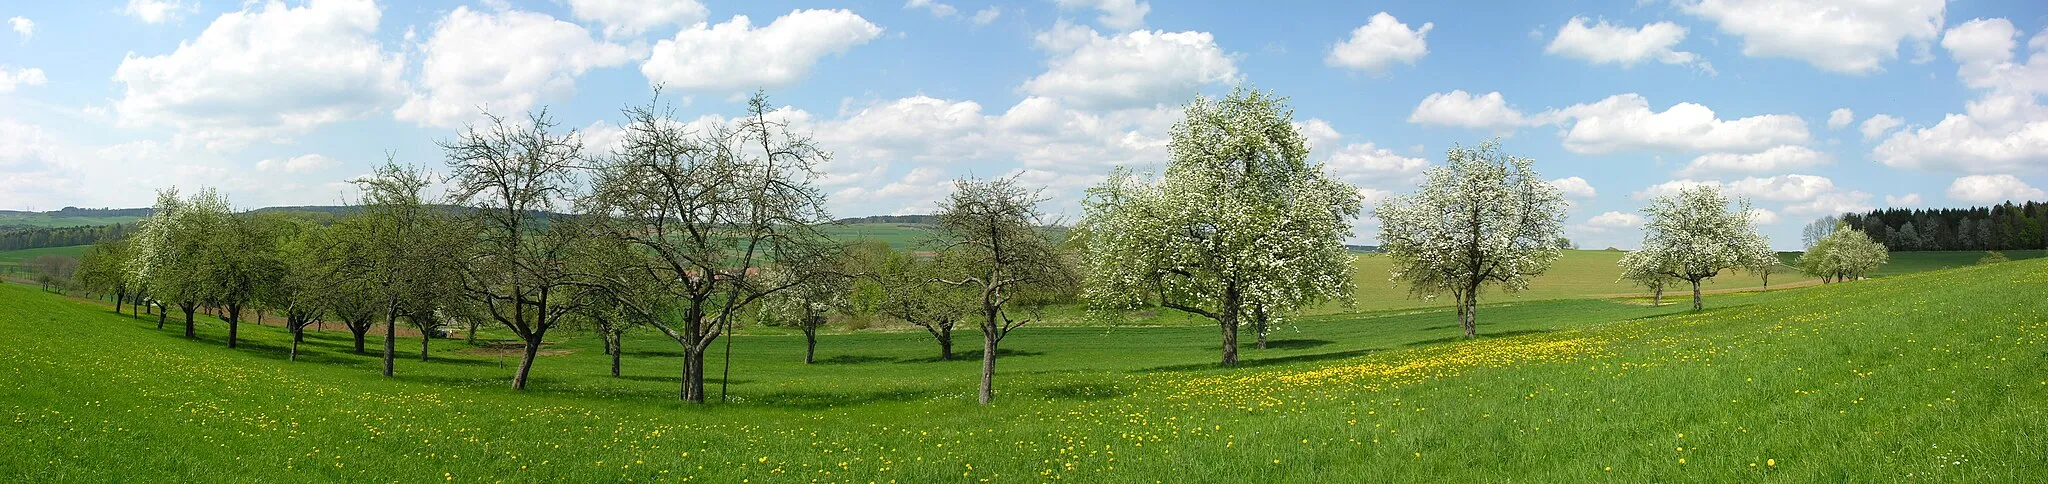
[833,214,937,225]
[0,223,134,251]
[1841,201,2048,251]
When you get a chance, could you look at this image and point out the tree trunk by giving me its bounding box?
[382,309,398,377]
[419,330,430,362]
[226,304,241,349]
[609,333,621,378]
[114,291,123,314]
[1690,280,1704,312]
[1461,283,1480,339]
[157,304,167,329]
[182,303,196,338]
[978,332,998,405]
[804,328,817,365]
[511,334,542,390]
[289,322,302,362]
[465,320,477,345]
[680,342,706,403]
[350,324,368,354]
[1219,309,1239,366]
[938,326,953,361]
[1653,286,1664,306]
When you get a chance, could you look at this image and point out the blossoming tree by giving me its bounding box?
[1376,141,1568,339]
[1621,185,1776,311]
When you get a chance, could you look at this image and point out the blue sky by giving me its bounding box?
[2,0,2046,249]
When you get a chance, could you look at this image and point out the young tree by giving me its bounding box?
[935,176,1074,404]
[852,243,975,361]
[209,212,286,349]
[1080,88,1362,364]
[1797,224,1889,282]
[1376,141,1568,338]
[1624,186,1775,311]
[1801,215,1839,249]
[28,254,79,292]
[582,91,835,403]
[1617,250,1674,305]
[442,110,596,390]
[75,239,132,314]
[346,162,458,376]
[128,188,229,338]
[269,221,329,361]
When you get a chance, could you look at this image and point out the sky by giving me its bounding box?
[1,0,2046,250]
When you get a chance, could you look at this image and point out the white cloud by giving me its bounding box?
[1727,174,1837,202]
[1676,145,1830,177]
[112,0,407,151]
[1588,211,1645,228]
[1549,93,1810,155]
[123,0,194,24]
[1549,177,1597,199]
[971,7,1002,25]
[1544,17,1699,68]
[641,9,883,94]
[0,66,45,93]
[1631,179,1719,200]
[1884,193,1922,206]
[1322,142,1428,184]
[1677,0,1944,74]
[394,6,634,128]
[8,17,31,41]
[1326,12,1432,74]
[0,118,56,171]
[1022,23,1239,110]
[1947,174,2046,203]
[1297,118,1341,151]
[905,0,958,18]
[254,153,338,173]
[565,0,707,38]
[1746,208,1780,225]
[1872,19,2048,174]
[831,166,953,213]
[1407,90,1534,132]
[1827,108,1854,129]
[1052,0,1149,31]
[1860,114,1903,140]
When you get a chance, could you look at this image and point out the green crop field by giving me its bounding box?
[0,213,144,228]
[3,257,2045,481]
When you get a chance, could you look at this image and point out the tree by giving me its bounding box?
[1617,250,1674,305]
[28,254,79,292]
[128,188,230,339]
[346,161,458,377]
[852,243,975,361]
[582,91,835,403]
[1080,88,1361,364]
[936,176,1075,404]
[1801,215,1839,249]
[75,239,132,314]
[268,220,329,362]
[208,212,286,349]
[1795,223,1888,283]
[1624,186,1775,311]
[1376,141,1568,338]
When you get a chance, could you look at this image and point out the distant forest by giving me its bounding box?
[1840,201,2048,252]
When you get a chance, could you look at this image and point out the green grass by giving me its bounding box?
[820,223,936,251]
[0,213,144,228]
[4,258,2047,481]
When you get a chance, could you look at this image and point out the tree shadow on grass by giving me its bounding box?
[813,354,899,365]
[613,374,753,386]
[1403,328,1554,347]
[746,388,937,410]
[1028,381,1127,401]
[896,348,1043,364]
[1134,347,1383,373]
[1260,338,1334,350]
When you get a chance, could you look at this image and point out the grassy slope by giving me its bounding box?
[4,259,2046,481]
[0,213,144,228]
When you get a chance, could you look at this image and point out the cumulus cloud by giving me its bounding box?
[1052,0,1149,31]
[565,0,707,38]
[1860,114,1903,140]
[1549,93,1811,155]
[0,66,45,93]
[1550,176,1597,198]
[971,7,1002,25]
[123,0,195,24]
[112,0,407,150]
[1326,12,1432,73]
[1746,208,1780,225]
[1322,142,1429,184]
[1407,90,1535,132]
[1021,22,1239,110]
[1828,108,1854,129]
[8,17,30,41]
[1676,145,1830,177]
[1884,193,1922,206]
[1544,17,1700,69]
[254,154,338,173]
[1873,18,2048,174]
[641,9,883,94]
[395,6,634,128]
[1947,174,2046,203]
[1587,211,1645,228]
[904,0,958,18]
[1678,0,1945,74]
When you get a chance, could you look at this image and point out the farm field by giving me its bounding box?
[3,259,2045,481]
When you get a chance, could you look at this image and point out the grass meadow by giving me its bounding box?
[2,255,2044,481]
